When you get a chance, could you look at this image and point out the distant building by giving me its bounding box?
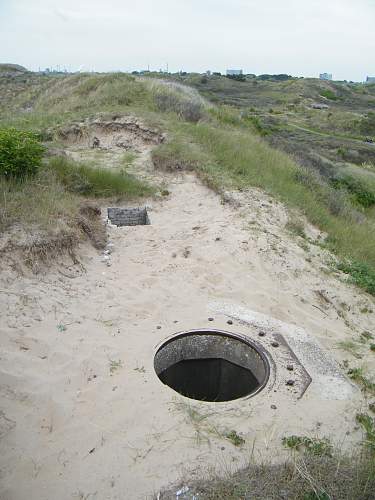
[226,69,243,76]
[320,73,332,81]
[366,76,375,84]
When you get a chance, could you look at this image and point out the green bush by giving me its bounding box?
[320,89,338,101]
[0,128,45,179]
[331,174,375,208]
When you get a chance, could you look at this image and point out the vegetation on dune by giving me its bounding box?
[159,441,375,500]
[319,89,339,101]
[0,123,155,249]
[153,120,375,281]
[0,127,45,178]
[1,72,375,294]
[48,156,154,198]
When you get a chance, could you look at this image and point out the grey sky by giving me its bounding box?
[1,0,374,81]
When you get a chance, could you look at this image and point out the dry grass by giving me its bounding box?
[0,155,154,265]
[157,451,375,500]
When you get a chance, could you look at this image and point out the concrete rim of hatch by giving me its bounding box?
[154,328,271,402]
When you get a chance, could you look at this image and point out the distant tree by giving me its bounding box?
[226,74,246,82]
[258,74,293,81]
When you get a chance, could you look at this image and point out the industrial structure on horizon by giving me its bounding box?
[320,73,333,81]
[366,76,375,84]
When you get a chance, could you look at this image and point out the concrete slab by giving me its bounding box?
[209,301,358,400]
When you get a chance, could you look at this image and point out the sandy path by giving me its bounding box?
[1,163,375,499]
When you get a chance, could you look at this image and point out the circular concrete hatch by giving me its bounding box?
[154,329,270,402]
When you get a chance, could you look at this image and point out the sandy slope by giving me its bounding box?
[1,133,375,499]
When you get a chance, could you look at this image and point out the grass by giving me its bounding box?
[320,89,339,101]
[172,121,375,270]
[0,154,155,260]
[286,219,306,238]
[282,436,333,457]
[0,166,79,233]
[109,359,123,375]
[337,340,363,359]
[159,419,375,499]
[48,156,155,198]
[1,156,154,232]
[347,367,375,395]
[337,261,375,296]
[356,413,375,453]
[2,72,375,295]
[158,447,375,499]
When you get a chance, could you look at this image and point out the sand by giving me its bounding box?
[1,122,375,500]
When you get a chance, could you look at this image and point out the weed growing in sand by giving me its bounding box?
[282,435,333,457]
[356,413,375,453]
[338,340,362,359]
[172,400,223,445]
[225,430,245,447]
[360,331,373,343]
[286,219,306,239]
[348,367,375,395]
[121,151,137,168]
[134,365,146,373]
[109,359,123,375]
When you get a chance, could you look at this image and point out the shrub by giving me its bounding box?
[331,174,375,208]
[0,128,45,179]
[320,89,338,101]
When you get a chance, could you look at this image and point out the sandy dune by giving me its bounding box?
[1,129,375,499]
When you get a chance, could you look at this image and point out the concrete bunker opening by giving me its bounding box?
[154,329,270,402]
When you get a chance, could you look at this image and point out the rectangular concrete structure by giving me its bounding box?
[107,207,150,226]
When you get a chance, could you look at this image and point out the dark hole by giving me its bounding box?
[154,330,270,402]
[159,358,260,402]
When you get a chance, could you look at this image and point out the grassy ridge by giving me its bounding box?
[157,121,375,269]
[1,72,375,292]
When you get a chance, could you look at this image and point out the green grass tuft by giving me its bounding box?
[282,435,333,457]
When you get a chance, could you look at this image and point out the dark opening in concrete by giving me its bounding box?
[107,207,150,226]
[154,329,270,402]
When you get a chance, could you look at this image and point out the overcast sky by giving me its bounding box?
[1,0,374,81]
